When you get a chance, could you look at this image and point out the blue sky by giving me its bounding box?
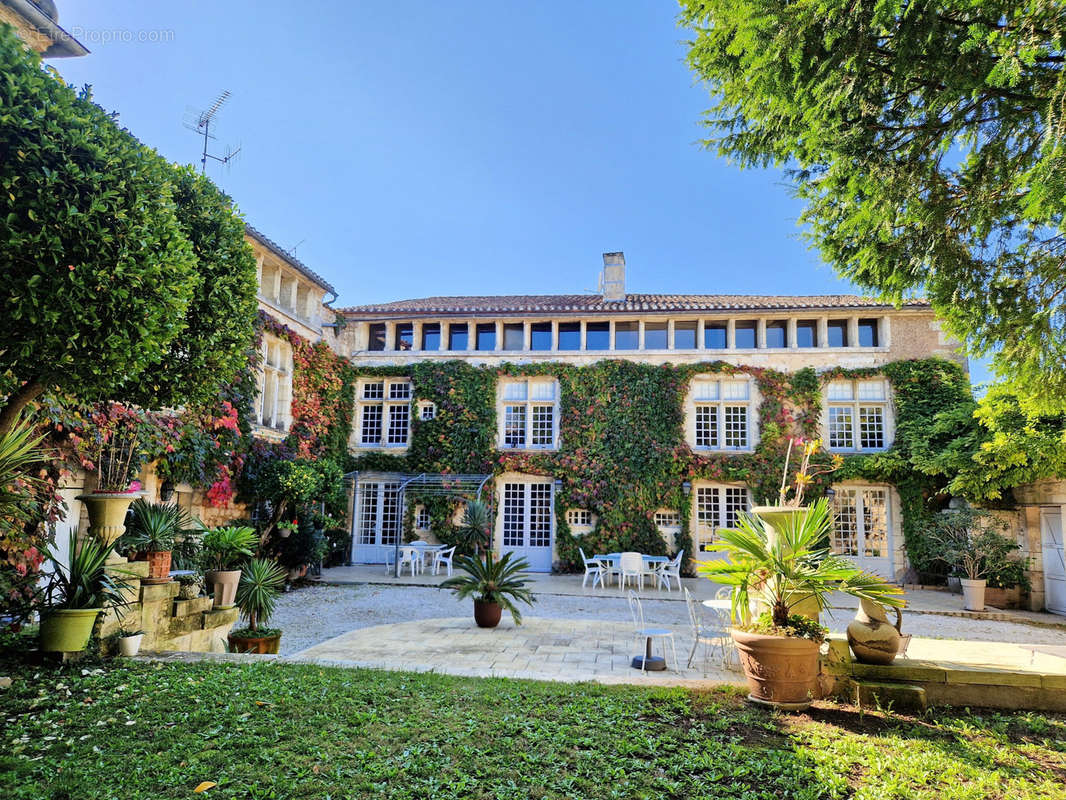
[50,1,987,385]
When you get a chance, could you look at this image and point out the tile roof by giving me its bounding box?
[245,224,337,296]
[340,294,930,315]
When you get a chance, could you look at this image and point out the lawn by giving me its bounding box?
[0,657,1063,800]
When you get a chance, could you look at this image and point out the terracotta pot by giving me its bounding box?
[206,569,241,609]
[730,628,820,709]
[846,598,903,665]
[473,600,502,628]
[961,578,986,612]
[76,491,139,558]
[143,550,172,584]
[39,608,101,653]
[227,633,282,654]
[118,633,144,657]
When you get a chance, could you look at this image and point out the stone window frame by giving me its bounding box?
[354,378,412,450]
[496,376,560,452]
[257,333,293,432]
[684,375,759,453]
[823,378,894,453]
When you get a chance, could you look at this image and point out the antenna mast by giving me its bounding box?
[184,90,241,174]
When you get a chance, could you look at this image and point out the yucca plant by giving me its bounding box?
[441,551,536,624]
[699,498,904,633]
[233,558,286,635]
[456,500,491,555]
[40,529,132,610]
[201,525,257,572]
[126,499,192,552]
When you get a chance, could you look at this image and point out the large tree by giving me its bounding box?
[0,25,257,430]
[679,1,1066,411]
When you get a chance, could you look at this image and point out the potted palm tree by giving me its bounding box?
[201,525,256,609]
[228,558,286,654]
[126,500,192,584]
[699,498,903,710]
[930,507,1015,612]
[441,551,535,628]
[38,529,132,653]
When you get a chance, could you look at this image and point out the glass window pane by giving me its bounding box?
[529,380,556,400]
[503,323,524,351]
[831,489,859,556]
[530,322,552,350]
[691,379,719,401]
[735,321,757,348]
[827,320,849,347]
[585,322,610,350]
[558,322,581,350]
[615,321,639,350]
[644,322,668,349]
[448,323,468,351]
[476,324,496,351]
[421,323,440,351]
[722,380,749,401]
[674,321,697,349]
[858,318,879,347]
[704,323,727,349]
[827,381,854,401]
[857,380,886,401]
[828,407,854,449]
[796,320,818,347]
[765,321,787,348]
[395,323,413,351]
[503,380,528,401]
[369,323,386,351]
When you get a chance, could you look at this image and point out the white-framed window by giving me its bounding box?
[825,379,891,452]
[831,486,890,560]
[693,484,750,549]
[415,506,431,531]
[356,378,412,448]
[498,377,559,451]
[418,401,437,421]
[567,509,593,528]
[257,334,293,431]
[654,510,681,529]
[688,376,754,451]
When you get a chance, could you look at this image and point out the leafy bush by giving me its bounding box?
[200,526,256,572]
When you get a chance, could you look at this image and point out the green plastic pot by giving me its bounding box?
[39,608,101,653]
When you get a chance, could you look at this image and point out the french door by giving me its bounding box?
[351,481,401,563]
[831,487,894,579]
[500,481,553,572]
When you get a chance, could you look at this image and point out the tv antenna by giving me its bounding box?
[183,90,241,174]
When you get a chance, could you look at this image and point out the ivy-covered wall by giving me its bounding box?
[348,357,972,576]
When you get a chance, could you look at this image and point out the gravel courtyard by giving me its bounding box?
[271,582,1066,656]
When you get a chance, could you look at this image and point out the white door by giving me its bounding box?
[351,481,401,563]
[1042,509,1065,615]
[501,481,553,572]
[831,487,894,579]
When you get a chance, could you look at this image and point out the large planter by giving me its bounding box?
[985,586,1022,610]
[143,550,172,585]
[730,628,820,710]
[960,578,987,612]
[227,632,282,654]
[473,600,502,628]
[206,569,241,609]
[39,608,101,653]
[751,506,812,552]
[75,491,139,555]
[118,633,144,657]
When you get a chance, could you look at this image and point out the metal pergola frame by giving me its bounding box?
[346,471,493,577]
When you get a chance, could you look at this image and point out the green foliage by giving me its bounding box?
[199,525,256,572]
[234,557,285,632]
[744,611,827,643]
[679,0,1066,412]
[456,499,491,555]
[125,499,192,553]
[440,552,536,624]
[38,529,131,611]
[1,660,1064,799]
[927,506,1015,581]
[699,499,903,630]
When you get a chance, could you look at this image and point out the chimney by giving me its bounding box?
[600,252,626,302]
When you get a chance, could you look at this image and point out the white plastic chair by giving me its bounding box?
[432,546,455,576]
[579,547,605,588]
[683,586,728,668]
[658,550,684,592]
[382,547,396,575]
[627,591,678,673]
[397,546,420,577]
[618,552,644,592]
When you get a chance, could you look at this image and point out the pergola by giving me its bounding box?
[346,471,493,577]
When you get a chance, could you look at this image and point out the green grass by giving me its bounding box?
[0,657,1063,799]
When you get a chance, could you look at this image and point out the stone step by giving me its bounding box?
[853,680,928,712]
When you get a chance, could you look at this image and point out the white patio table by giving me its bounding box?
[593,553,669,588]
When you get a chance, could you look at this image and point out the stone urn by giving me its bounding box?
[76,491,139,560]
[750,506,812,552]
[846,598,903,665]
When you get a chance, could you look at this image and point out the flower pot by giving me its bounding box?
[730,628,820,710]
[118,633,144,657]
[39,608,101,653]
[206,569,241,609]
[960,578,987,612]
[227,633,282,654]
[76,491,139,556]
[473,600,502,628]
[287,565,308,581]
[143,550,172,584]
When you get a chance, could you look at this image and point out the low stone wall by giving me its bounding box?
[97,560,237,655]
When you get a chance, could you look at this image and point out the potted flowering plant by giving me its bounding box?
[277,519,297,539]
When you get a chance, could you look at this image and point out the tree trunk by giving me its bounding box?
[0,380,45,434]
